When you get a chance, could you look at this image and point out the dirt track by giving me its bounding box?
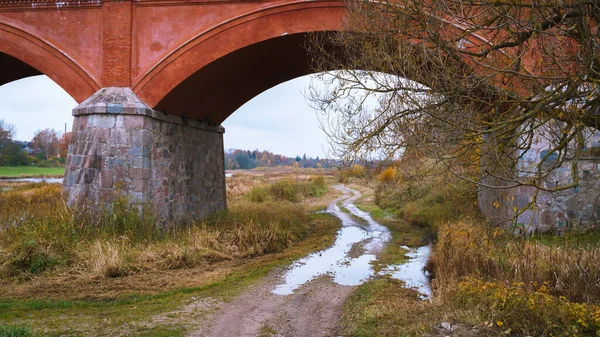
[194,273,352,337]
[191,186,376,337]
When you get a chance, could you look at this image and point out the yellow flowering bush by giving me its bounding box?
[377,167,397,184]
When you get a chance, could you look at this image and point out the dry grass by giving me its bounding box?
[226,169,333,201]
[246,176,327,203]
[430,220,600,336]
[0,182,312,280]
[340,161,600,336]
[432,221,600,303]
[81,240,128,278]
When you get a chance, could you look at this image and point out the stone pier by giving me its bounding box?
[63,87,227,223]
[478,124,600,233]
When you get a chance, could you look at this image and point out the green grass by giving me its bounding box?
[0,166,64,178]
[529,228,600,249]
[0,324,35,337]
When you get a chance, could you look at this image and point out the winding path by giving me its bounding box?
[195,185,391,337]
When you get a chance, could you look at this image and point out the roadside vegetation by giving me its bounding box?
[246,176,327,203]
[337,156,600,337]
[0,171,340,335]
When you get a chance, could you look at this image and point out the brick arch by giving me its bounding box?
[0,22,99,102]
[134,1,345,124]
[134,1,508,125]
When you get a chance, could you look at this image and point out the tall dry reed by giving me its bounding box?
[0,184,310,278]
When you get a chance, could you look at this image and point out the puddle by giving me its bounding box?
[273,185,432,297]
[379,245,432,299]
[273,185,393,295]
[0,178,63,184]
[225,173,233,178]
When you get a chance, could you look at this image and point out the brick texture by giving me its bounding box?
[102,1,132,87]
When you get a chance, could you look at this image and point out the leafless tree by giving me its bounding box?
[307,0,600,191]
[0,119,16,164]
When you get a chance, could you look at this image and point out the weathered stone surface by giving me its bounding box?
[479,123,600,233]
[64,87,226,224]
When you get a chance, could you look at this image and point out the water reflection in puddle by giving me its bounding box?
[273,185,430,297]
[272,226,377,295]
[379,245,431,299]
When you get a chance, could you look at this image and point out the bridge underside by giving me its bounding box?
[156,33,332,125]
[0,52,41,87]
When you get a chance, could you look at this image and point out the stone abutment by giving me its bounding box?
[63,87,226,224]
[478,124,600,233]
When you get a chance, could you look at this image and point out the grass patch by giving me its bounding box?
[375,176,477,231]
[247,176,327,203]
[432,222,600,303]
[0,166,64,178]
[455,277,600,336]
[0,173,341,336]
[341,278,442,336]
[0,324,35,337]
[339,158,600,336]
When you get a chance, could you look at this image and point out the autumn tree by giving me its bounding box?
[307,0,600,191]
[58,131,72,159]
[31,129,59,160]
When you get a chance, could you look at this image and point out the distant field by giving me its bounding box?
[0,166,65,178]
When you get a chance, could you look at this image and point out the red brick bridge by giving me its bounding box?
[0,0,347,222]
[0,0,345,123]
[3,0,579,227]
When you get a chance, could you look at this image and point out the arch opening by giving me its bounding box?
[155,32,341,125]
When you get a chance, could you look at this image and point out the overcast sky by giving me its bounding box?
[0,75,331,158]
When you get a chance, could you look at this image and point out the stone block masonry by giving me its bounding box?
[479,123,600,233]
[63,87,226,224]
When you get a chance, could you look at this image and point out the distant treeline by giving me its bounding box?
[225,149,337,169]
[0,120,70,168]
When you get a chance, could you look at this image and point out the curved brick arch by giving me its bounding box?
[134,1,345,124]
[0,22,99,102]
[135,1,507,124]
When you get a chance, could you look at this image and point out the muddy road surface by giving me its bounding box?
[191,185,393,337]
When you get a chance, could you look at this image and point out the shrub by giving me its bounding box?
[335,169,349,183]
[246,185,270,203]
[269,179,298,202]
[349,164,366,177]
[455,277,600,336]
[377,167,397,184]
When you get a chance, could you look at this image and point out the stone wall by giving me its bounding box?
[479,122,600,233]
[63,87,226,224]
